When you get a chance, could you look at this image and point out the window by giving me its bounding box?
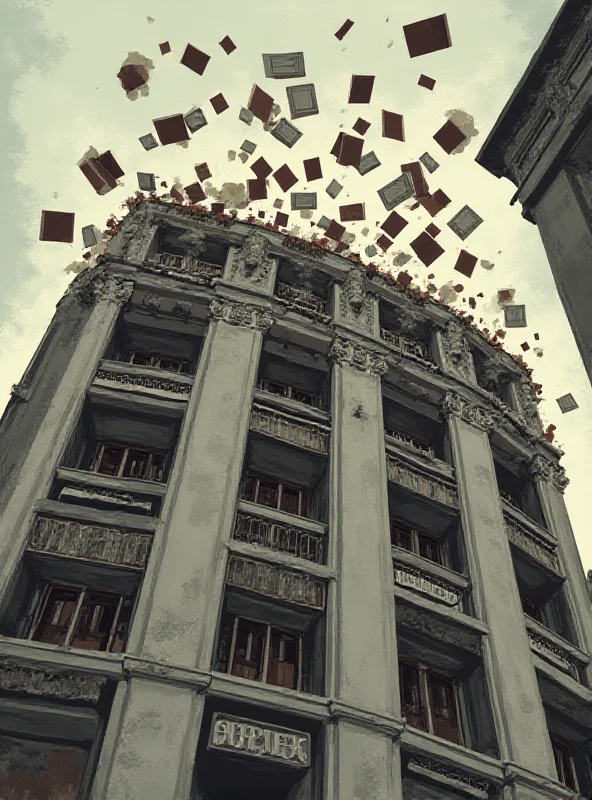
[520,593,545,624]
[399,659,463,745]
[241,474,308,518]
[391,519,443,565]
[216,615,303,691]
[126,351,188,373]
[28,583,128,653]
[92,443,166,482]
[259,378,316,408]
[551,737,578,792]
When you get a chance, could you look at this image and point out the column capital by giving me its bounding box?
[335,265,376,334]
[440,392,499,432]
[329,335,388,376]
[226,229,275,291]
[207,297,274,332]
[529,453,570,493]
[439,318,476,383]
[62,268,135,307]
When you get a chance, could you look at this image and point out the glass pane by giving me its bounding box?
[33,586,79,646]
[280,485,301,516]
[257,480,279,509]
[231,619,267,682]
[399,661,427,731]
[391,521,412,551]
[122,449,150,479]
[427,671,461,744]
[267,629,299,690]
[95,444,125,476]
[70,591,120,652]
[418,534,442,564]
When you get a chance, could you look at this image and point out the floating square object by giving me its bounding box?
[433,120,467,154]
[335,242,349,254]
[348,75,375,103]
[139,133,159,151]
[317,215,331,230]
[251,157,273,179]
[326,179,343,199]
[248,84,274,123]
[270,118,303,148]
[425,223,440,237]
[381,210,408,239]
[258,211,265,219]
[376,235,393,252]
[273,199,284,209]
[154,114,190,145]
[286,84,319,119]
[337,134,363,167]
[330,132,345,158]
[398,272,413,286]
[454,250,477,278]
[335,19,354,40]
[210,93,229,114]
[353,118,371,135]
[240,140,257,155]
[180,44,210,75]
[356,151,381,176]
[326,220,345,241]
[378,173,415,210]
[303,157,322,181]
[82,224,99,248]
[239,107,254,125]
[383,111,405,141]
[39,210,75,243]
[557,393,578,413]
[365,245,378,257]
[339,203,365,222]
[137,172,156,192]
[403,14,451,58]
[219,36,236,54]
[419,152,440,173]
[410,231,444,266]
[118,65,146,92]
[504,305,527,328]
[418,190,450,217]
[184,108,207,134]
[291,192,317,210]
[195,163,212,181]
[159,41,171,55]
[247,179,267,201]
[170,186,185,203]
[211,202,225,214]
[448,205,483,240]
[273,164,298,192]
[275,211,289,227]
[418,74,436,90]
[185,182,206,203]
[96,151,124,179]
[79,159,117,194]
[401,162,429,197]
[520,342,530,352]
[263,52,306,79]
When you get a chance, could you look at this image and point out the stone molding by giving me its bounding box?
[440,320,475,383]
[10,380,30,402]
[123,656,211,691]
[118,204,160,263]
[440,392,500,433]
[327,699,405,738]
[207,297,274,332]
[62,268,135,307]
[228,230,274,289]
[529,453,570,493]
[226,555,326,610]
[396,603,482,656]
[95,368,192,396]
[407,756,492,799]
[0,659,107,703]
[329,335,388,376]
[337,265,375,333]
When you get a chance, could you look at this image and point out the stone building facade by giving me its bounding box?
[0,199,591,799]
[475,0,592,384]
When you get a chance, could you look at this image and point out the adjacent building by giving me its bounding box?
[475,0,592,384]
[0,198,591,799]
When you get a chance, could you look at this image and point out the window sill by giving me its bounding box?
[253,388,330,425]
[0,635,124,679]
[34,498,157,533]
[237,499,327,536]
[209,671,329,720]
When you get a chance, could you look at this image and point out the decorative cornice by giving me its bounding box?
[0,659,107,702]
[407,757,492,799]
[440,392,500,432]
[329,335,388,376]
[328,700,405,739]
[396,603,482,656]
[208,297,274,332]
[118,204,160,263]
[529,454,570,493]
[62,268,134,307]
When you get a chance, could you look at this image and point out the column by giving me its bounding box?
[325,334,403,800]
[442,393,557,784]
[531,454,592,686]
[0,269,134,605]
[94,297,273,800]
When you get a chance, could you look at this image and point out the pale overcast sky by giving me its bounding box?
[2,0,591,572]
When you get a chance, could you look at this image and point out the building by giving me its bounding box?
[0,198,591,799]
[475,0,592,384]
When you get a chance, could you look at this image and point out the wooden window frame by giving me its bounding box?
[243,474,308,518]
[550,736,579,792]
[128,351,188,374]
[27,582,124,653]
[398,657,463,745]
[92,442,166,483]
[390,519,444,566]
[225,614,304,692]
[259,377,317,408]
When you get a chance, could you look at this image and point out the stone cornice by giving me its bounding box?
[0,658,108,703]
[440,392,500,433]
[329,334,388,377]
[123,656,211,691]
[328,700,405,739]
[207,297,275,332]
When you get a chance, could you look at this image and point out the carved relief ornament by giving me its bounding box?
[0,659,107,703]
[119,204,159,263]
[440,392,499,432]
[529,454,569,493]
[62,268,134,307]
[329,336,388,377]
[396,603,481,656]
[208,297,274,332]
[440,319,475,382]
[338,265,375,333]
[230,230,273,287]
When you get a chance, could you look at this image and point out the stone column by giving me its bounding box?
[94,297,272,800]
[0,270,134,605]
[325,334,403,800]
[530,454,592,686]
[442,393,557,782]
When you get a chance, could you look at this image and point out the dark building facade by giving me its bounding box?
[476,0,592,384]
[0,200,591,799]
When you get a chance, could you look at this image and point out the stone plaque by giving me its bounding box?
[262,52,306,79]
[270,118,303,148]
[286,83,319,119]
[209,714,311,768]
[377,173,415,210]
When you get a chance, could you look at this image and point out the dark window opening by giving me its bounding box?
[391,519,443,566]
[399,658,462,745]
[259,378,317,408]
[92,442,166,483]
[551,738,578,792]
[126,351,189,374]
[241,474,308,519]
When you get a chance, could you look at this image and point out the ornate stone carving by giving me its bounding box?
[172,300,192,320]
[230,230,273,287]
[226,555,326,610]
[119,204,159,263]
[397,305,422,336]
[291,261,315,292]
[527,630,579,680]
[396,603,482,655]
[503,512,561,574]
[63,268,134,307]
[338,265,374,332]
[386,457,458,509]
[407,757,491,798]
[208,298,274,332]
[529,454,569,493]
[441,392,499,432]
[276,282,330,325]
[95,369,192,395]
[10,380,30,402]
[440,320,475,382]
[393,562,463,607]
[141,292,161,314]
[0,660,107,702]
[329,336,388,377]
[250,404,330,454]
[177,229,207,259]
[514,373,541,430]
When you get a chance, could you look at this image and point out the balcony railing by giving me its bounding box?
[250,404,330,454]
[226,555,326,610]
[393,560,463,607]
[156,252,224,283]
[95,366,192,396]
[385,427,435,459]
[276,282,331,324]
[503,512,561,574]
[387,457,458,508]
[28,516,152,569]
[380,328,431,361]
[526,627,580,682]
[233,510,326,565]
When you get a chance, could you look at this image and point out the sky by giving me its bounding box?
[1,0,591,574]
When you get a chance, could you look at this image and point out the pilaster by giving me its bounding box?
[223,229,278,294]
[437,319,477,384]
[441,392,557,780]
[333,264,379,337]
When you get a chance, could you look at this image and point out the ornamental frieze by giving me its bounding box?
[396,603,482,656]
[529,454,569,493]
[439,320,475,383]
[337,265,375,334]
[440,392,500,433]
[95,369,192,395]
[407,757,491,798]
[0,660,107,703]
[208,298,274,332]
[329,335,388,377]
[62,268,134,307]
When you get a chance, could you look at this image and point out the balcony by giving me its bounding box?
[54,467,166,517]
[250,403,330,455]
[525,616,588,683]
[385,427,435,460]
[393,558,467,608]
[387,456,458,509]
[233,506,326,565]
[276,282,331,325]
[503,509,562,575]
[380,328,433,365]
[94,359,193,400]
[153,252,224,284]
[226,555,326,610]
